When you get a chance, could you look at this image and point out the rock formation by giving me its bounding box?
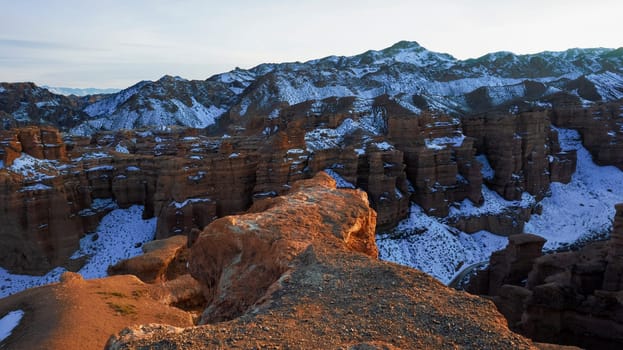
[108,235,190,283]
[463,110,574,201]
[0,173,547,349]
[0,272,195,350]
[551,99,623,170]
[0,99,584,275]
[467,204,623,349]
[104,173,539,349]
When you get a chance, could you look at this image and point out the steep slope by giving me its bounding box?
[0,82,89,130]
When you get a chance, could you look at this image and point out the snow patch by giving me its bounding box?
[19,183,53,192]
[8,154,59,181]
[377,204,508,284]
[424,134,465,150]
[35,100,60,108]
[449,186,535,219]
[475,154,495,180]
[0,205,155,297]
[169,198,212,209]
[115,143,129,154]
[72,152,111,161]
[86,165,114,172]
[0,310,25,342]
[324,169,355,189]
[71,205,156,279]
[524,128,623,249]
[372,141,394,151]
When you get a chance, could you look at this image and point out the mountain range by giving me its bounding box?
[1,41,622,135]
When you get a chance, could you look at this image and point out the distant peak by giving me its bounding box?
[389,40,423,50]
[158,75,186,83]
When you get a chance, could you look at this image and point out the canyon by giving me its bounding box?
[1,173,544,349]
[1,41,623,348]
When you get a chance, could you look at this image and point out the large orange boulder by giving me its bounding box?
[189,172,377,323]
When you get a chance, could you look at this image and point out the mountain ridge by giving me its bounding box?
[1,41,622,135]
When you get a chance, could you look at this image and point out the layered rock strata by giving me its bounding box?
[0,101,593,276]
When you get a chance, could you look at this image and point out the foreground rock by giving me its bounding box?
[467,204,623,349]
[0,272,193,350]
[107,173,537,349]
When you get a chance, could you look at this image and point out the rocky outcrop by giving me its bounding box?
[467,204,623,349]
[468,233,547,296]
[108,235,190,283]
[0,272,195,350]
[387,110,483,217]
[0,125,68,166]
[106,173,538,349]
[190,172,377,323]
[551,100,623,170]
[463,110,574,201]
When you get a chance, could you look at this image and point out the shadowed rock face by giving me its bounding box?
[551,100,623,170]
[106,172,539,349]
[467,204,623,349]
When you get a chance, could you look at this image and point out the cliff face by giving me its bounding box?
[103,173,538,350]
[551,99,623,170]
[0,95,588,275]
[463,110,573,201]
[467,204,623,349]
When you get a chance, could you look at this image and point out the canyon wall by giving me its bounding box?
[0,99,587,275]
[467,204,623,349]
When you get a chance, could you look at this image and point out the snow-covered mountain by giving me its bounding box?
[42,86,121,97]
[1,41,622,134]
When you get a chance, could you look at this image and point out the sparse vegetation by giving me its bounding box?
[96,291,127,298]
[106,302,137,316]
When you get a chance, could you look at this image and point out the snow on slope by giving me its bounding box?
[84,81,148,117]
[588,72,623,101]
[377,204,508,284]
[378,126,623,284]
[71,205,156,279]
[8,154,62,181]
[0,205,155,297]
[0,310,24,342]
[524,128,623,249]
[75,97,226,136]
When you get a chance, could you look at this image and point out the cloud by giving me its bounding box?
[0,38,97,51]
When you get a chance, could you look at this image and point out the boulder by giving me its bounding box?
[108,235,189,283]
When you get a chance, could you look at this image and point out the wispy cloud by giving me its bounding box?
[119,42,173,49]
[0,38,98,51]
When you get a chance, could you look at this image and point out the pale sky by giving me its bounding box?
[1,0,621,88]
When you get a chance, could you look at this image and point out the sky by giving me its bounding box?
[1,0,622,89]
